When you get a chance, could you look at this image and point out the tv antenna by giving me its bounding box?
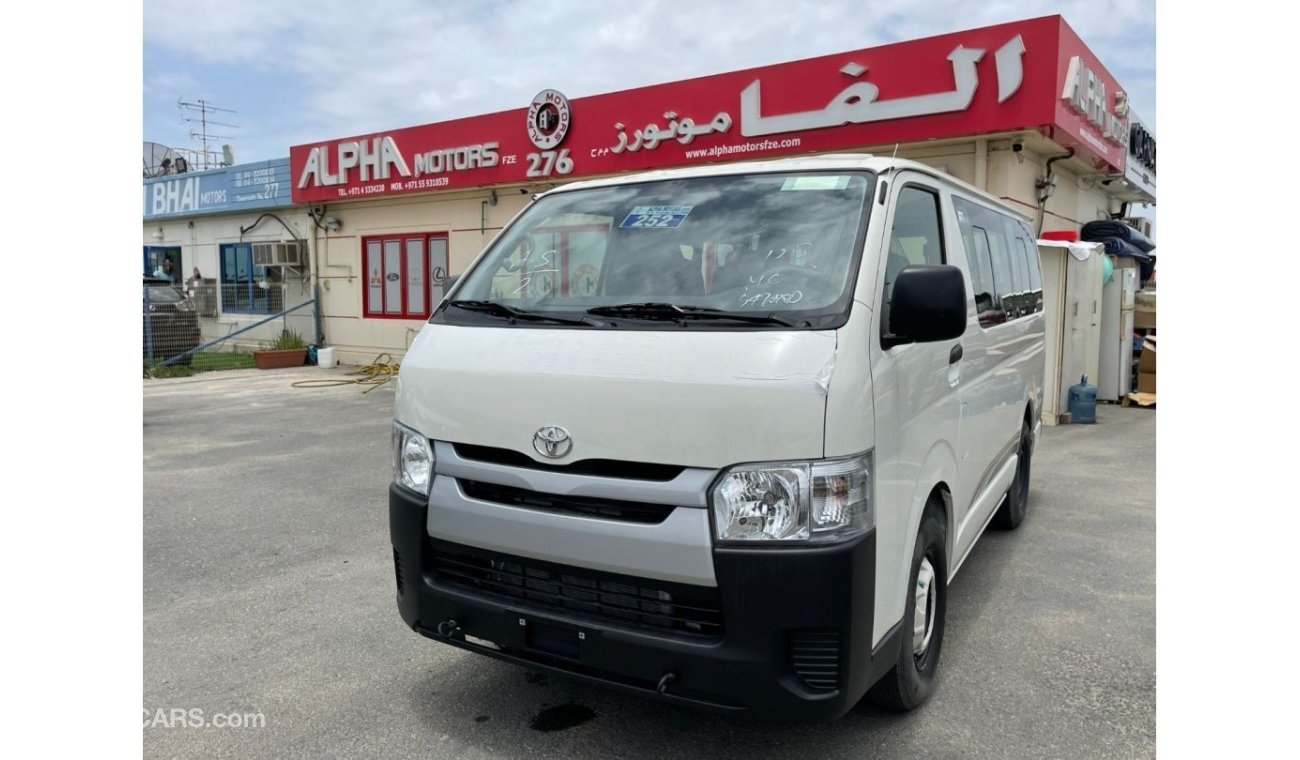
[178,98,238,170]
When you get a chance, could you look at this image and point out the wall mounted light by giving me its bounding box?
[488,190,498,207]
[324,215,342,232]
[152,226,164,241]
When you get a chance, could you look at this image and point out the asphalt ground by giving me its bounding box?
[144,366,1155,758]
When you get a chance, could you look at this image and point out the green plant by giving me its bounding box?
[265,328,307,351]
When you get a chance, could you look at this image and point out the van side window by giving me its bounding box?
[1019,222,1044,314]
[1007,221,1029,317]
[952,196,1042,327]
[884,186,945,329]
[958,218,1000,323]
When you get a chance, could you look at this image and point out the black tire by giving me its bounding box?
[993,419,1032,530]
[868,501,948,711]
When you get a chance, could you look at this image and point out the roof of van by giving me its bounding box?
[544,153,1030,223]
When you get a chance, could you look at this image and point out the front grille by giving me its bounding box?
[459,479,675,524]
[790,629,841,691]
[452,443,685,481]
[393,548,405,596]
[428,539,723,636]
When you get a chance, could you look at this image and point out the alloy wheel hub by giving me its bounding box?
[912,557,937,657]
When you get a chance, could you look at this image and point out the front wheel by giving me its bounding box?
[868,503,948,711]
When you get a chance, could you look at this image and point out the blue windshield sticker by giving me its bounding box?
[619,205,693,229]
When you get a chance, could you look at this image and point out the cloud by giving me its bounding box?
[144,70,199,98]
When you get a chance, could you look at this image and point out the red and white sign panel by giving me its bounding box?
[1049,17,1132,173]
[291,15,1129,203]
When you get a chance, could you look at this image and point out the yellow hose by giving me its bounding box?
[291,353,399,393]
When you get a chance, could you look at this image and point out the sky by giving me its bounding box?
[142,0,1155,168]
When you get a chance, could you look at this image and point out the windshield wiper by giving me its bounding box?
[446,300,597,326]
[586,302,798,327]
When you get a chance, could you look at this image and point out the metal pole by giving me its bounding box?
[156,298,318,367]
[144,283,155,365]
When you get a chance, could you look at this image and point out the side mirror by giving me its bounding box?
[883,265,967,348]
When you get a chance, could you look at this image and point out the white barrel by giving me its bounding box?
[317,347,336,368]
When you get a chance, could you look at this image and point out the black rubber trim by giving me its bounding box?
[458,479,675,524]
[452,443,686,481]
[416,623,746,713]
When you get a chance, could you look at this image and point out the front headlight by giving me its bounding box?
[392,421,434,495]
[711,452,873,544]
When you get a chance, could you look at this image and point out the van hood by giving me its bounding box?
[395,324,837,470]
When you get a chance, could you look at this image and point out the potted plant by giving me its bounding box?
[253,328,308,370]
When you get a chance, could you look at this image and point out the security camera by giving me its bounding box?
[1011,140,1024,153]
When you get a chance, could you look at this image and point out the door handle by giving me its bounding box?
[949,344,963,364]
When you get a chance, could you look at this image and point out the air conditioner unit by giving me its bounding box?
[252,242,304,267]
[1122,217,1153,238]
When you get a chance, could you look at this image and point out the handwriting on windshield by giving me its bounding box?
[739,35,1024,137]
[740,271,802,308]
[764,243,810,261]
[611,111,733,154]
[740,291,804,308]
[504,247,559,296]
[513,273,559,297]
[502,248,558,273]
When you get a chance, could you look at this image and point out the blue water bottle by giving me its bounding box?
[1068,375,1097,424]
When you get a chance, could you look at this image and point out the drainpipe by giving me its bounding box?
[310,212,324,346]
[1035,148,1075,236]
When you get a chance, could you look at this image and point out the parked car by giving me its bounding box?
[144,275,201,366]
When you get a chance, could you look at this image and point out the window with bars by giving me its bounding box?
[363,233,450,319]
[220,242,273,314]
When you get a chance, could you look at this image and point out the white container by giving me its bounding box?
[317,347,336,368]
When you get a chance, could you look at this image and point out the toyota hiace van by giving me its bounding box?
[389,154,1045,721]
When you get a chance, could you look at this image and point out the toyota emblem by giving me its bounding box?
[532,426,572,459]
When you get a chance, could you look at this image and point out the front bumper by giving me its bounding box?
[390,483,900,722]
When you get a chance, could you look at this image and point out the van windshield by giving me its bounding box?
[439,171,875,329]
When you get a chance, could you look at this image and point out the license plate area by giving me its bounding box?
[513,613,597,662]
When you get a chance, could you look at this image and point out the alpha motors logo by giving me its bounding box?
[527,89,571,150]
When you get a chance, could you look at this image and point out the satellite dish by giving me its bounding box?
[143,141,184,178]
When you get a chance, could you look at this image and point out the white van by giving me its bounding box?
[389,155,1045,721]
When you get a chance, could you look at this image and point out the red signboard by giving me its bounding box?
[1048,17,1132,173]
[291,15,1128,203]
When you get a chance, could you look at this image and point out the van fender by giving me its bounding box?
[894,439,956,605]
[900,438,958,583]
[877,438,957,644]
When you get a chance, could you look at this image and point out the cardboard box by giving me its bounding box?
[1137,371,1156,394]
[1134,290,1157,329]
[1138,336,1156,373]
